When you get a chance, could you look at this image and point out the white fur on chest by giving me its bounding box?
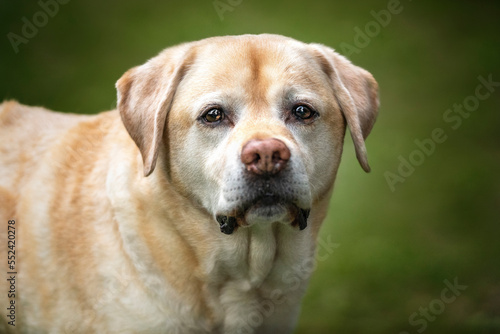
[207,223,314,333]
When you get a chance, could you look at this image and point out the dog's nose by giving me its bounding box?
[241,138,291,175]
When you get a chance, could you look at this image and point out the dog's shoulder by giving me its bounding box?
[0,101,122,191]
[0,100,123,141]
[1,100,92,129]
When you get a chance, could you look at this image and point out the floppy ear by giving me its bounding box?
[310,44,379,172]
[116,44,193,177]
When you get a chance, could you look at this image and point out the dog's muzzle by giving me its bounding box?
[215,137,311,235]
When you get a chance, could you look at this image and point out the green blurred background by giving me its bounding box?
[1,0,499,333]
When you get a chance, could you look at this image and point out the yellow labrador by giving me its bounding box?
[0,34,378,333]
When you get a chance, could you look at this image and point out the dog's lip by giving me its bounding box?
[215,195,310,234]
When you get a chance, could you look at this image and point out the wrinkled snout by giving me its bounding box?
[241,138,291,176]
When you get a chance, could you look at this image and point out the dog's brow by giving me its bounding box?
[191,92,229,110]
[279,86,324,105]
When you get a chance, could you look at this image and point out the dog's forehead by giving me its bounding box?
[192,37,322,83]
[174,36,331,112]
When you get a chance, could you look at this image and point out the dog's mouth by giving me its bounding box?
[216,195,310,235]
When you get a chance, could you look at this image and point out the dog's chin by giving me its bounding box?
[216,196,310,235]
[243,197,293,226]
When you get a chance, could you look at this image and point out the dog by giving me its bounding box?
[0,34,378,333]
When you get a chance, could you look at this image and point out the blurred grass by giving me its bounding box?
[1,0,499,333]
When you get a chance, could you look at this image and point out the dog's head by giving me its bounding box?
[116,34,378,234]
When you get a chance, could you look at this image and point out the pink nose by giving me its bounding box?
[241,138,291,175]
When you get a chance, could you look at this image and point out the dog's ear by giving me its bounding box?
[310,44,379,172]
[116,44,193,177]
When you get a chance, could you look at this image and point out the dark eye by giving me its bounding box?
[203,108,225,123]
[292,105,316,120]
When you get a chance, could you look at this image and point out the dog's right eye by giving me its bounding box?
[203,108,225,124]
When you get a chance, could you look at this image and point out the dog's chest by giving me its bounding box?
[201,223,313,332]
[112,206,313,333]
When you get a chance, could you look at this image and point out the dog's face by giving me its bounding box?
[116,34,378,233]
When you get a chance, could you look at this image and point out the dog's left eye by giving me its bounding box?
[203,108,225,123]
[292,105,316,120]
